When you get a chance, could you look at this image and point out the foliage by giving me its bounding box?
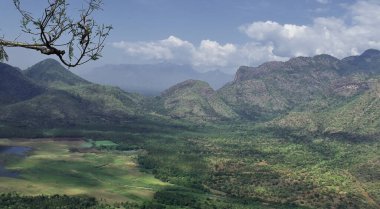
[0,193,100,209]
[1,0,111,67]
[0,63,44,105]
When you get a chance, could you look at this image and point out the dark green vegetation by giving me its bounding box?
[0,50,379,208]
[0,63,44,105]
[0,193,99,209]
[0,59,144,127]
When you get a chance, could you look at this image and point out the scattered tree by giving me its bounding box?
[0,0,112,67]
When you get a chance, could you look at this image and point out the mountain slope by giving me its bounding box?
[339,49,380,75]
[24,59,90,87]
[0,62,44,105]
[269,77,380,137]
[324,78,380,135]
[0,87,143,127]
[1,90,92,127]
[218,50,379,120]
[149,80,238,121]
[0,60,144,127]
[62,84,144,116]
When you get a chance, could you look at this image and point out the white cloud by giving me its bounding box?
[112,36,241,72]
[112,36,194,63]
[240,0,380,59]
[316,0,329,4]
[113,0,380,73]
[193,40,237,67]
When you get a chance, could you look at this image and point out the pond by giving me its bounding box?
[0,146,31,178]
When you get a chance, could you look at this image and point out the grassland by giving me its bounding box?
[0,138,169,204]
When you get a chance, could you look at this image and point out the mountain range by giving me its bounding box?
[0,59,143,127]
[75,63,234,96]
[0,49,379,138]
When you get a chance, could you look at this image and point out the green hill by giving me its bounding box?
[0,59,144,127]
[150,79,238,121]
[324,78,380,136]
[0,87,143,127]
[23,59,90,88]
[218,50,379,120]
[269,77,380,137]
[0,62,44,105]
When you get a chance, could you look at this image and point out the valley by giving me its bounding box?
[0,50,379,208]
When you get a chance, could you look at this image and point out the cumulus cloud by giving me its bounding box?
[112,36,194,63]
[193,40,237,67]
[240,0,380,58]
[113,0,380,73]
[112,36,288,73]
[112,36,240,72]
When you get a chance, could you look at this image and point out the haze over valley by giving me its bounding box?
[75,63,234,96]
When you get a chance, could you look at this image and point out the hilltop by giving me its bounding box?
[0,59,144,127]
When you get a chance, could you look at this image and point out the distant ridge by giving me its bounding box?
[1,49,380,128]
[76,63,234,96]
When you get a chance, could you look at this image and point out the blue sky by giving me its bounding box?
[1,0,379,73]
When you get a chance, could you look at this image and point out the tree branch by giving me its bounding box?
[0,0,111,67]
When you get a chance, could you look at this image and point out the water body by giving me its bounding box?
[0,146,31,178]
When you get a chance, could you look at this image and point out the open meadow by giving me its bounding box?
[0,138,169,204]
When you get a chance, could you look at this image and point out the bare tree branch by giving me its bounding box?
[0,0,112,67]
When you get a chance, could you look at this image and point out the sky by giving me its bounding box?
[1,0,380,74]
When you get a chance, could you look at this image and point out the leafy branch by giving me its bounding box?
[0,0,112,67]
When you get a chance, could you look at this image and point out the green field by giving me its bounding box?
[0,138,169,204]
[80,139,119,149]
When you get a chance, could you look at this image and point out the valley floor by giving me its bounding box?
[0,138,168,204]
[0,123,379,209]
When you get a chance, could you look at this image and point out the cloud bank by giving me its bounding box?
[113,0,380,73]
[112,36,243,72]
